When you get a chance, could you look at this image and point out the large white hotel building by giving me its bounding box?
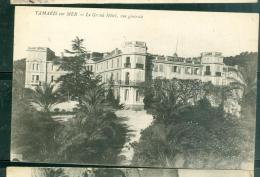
[25,41,244,109]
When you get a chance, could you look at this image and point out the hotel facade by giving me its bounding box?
[25,41,244,109]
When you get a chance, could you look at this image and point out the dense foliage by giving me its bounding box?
[133,77,255,168]
[12,58,26,99]
[56,85,129,164]
[11,96,61,162]
[11,37,129,164]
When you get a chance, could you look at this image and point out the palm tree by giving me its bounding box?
[65,36,87,56]
[29,82,60,113]
[56,85,129,163]
[78,85,106,117]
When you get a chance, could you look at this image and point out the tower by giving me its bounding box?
[200,52,225,85]
[119,41,147,108]
[25,47,56,88]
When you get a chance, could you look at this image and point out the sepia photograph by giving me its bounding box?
[6,167,254,177]
[11,6,258,169]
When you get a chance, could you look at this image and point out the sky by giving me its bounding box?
[13,6,259,60]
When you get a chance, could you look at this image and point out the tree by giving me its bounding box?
[11,83,62,162]
[56,37,99,102]
[28,82,61,113]
[12,58,26,99]
[224,52,258,165]
[65,36,87,56]
[144,78,204,124]
[106,77,123,109]
[132,78,246,168]
[11,97,61,162]
[224,52,258,103]
[56,84,129,164]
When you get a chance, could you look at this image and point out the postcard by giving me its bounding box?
[11,6,259,169]
[6,167,254,177]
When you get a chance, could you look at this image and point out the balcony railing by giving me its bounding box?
[31,80,40,85]
[204,71,211,76]
[111,80,144,87]
[215,72,222,77]
[136,63,144,69]
[124,63,131,68]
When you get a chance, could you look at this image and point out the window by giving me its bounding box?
[32,63,39,70]
[32,75,39,83]
[194,68,200,75]
[136,56,144,69]
[117,58,119,68]
[125,72,130,85]
[112,59,114,68]
[124,89,129,101]
[205,66,211,75]
[51,75,54,82]
[51,64,54,71]
[106,61,108,69]
[172,66,178,73]
[159,64,164,72]
[116,72,119,82]
[186,67,191,74]
[90,65,93,71]
[136,90,140,102]
[216,72,221,77]
[136,63,144,69]
[124,57,131,68]
[126,57,130,63]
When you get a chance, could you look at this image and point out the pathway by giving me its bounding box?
[115,110,153,165]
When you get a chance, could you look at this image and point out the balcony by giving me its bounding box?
[124,63,131,68]
[136,63,144,69]
[215,72,222,77]
[204,71,211,76]
[113,80,144,87]
[31,80,40,85]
